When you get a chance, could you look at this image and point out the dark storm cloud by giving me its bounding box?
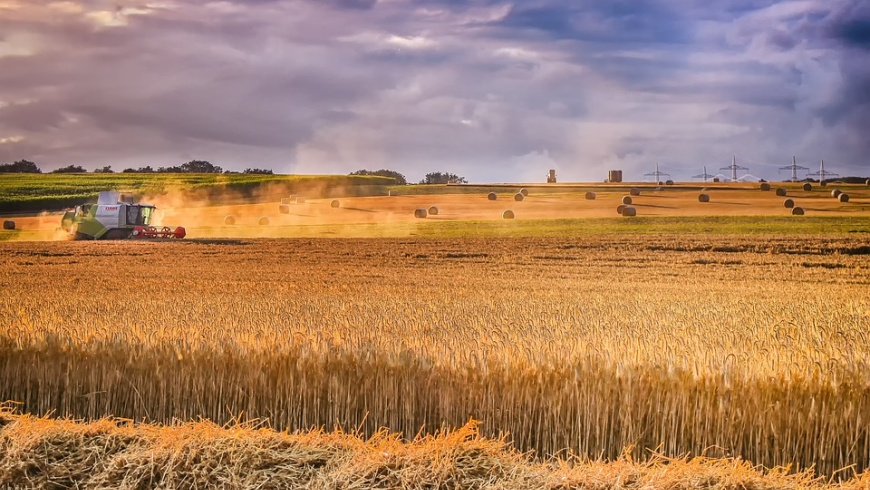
[496,1,691,44]
[803,0,870,163]
[835,19,870,48]
[0,0,868,179]
[826,1,870,49]
[320,0,378,10]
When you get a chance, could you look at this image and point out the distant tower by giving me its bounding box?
[547,169,557,183]
[779,156,809,182]
[692,166,714,182]
[720,155,749,182]
[644,163,670,183]
[807,159,838,183]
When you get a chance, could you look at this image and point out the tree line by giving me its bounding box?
[1,159,468,184]
[0,160,273,174]
[350,169,467,185]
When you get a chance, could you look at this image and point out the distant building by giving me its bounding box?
[547,169,557,183]
[608,170,623,183]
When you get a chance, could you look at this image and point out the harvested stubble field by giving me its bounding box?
[1,413,863,490]
[1,234,870,488]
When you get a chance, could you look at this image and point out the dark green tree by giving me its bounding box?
[180,160,222,173]
[420,172,466,184]
[0,159,41,173]
[350,169,407,185]
[122,166,156,173]
[51,165,87,173]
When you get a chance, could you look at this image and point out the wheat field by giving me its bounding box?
[1,235,869,485]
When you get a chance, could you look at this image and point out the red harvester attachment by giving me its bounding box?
[132,226,187,239]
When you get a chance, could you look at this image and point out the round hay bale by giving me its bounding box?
[502,210,515,219]
[616,204,626,215]
[3,220,15,230]
[258,217,270,226]
[630,187,641,196]
[487,192,497,201]
[839,193,850,203]
[585,191,596,200]
[296,197,306,204]
[698,193,710,203]
[658,181,664,186]
[665,179,674,186]
[279,204,290,214]
[414,208,427,218]
[802,183,812,191]
[866,179,870,186]
[514,193,524,202]
[621,196,633,205]
[330,199,340,208]
[783,198,795,209]
[622,206,637,217]
[223,215,236,226]
[831,189,842,198]
[775,188,787,196]
[760,182,771,191]
[428,206,439,215]
[519,188,529,197]
[820,181,827,187]
[792,207,805,215]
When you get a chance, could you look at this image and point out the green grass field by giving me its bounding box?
[410,215,870,237]
[0,173,396,213]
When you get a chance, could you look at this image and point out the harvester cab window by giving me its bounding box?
[141,206,153,225]
[127,206,139,225]
[80,204,91,216]
[127,206,154,226]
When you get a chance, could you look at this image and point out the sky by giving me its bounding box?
[0,0,868,182]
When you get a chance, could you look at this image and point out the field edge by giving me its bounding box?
[0,410,864,489]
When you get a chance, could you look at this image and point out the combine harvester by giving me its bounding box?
[61,191,186,240]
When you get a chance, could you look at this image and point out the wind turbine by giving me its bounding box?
[720,155,749,182]
[644,163,670,183]
[779,156,809,182]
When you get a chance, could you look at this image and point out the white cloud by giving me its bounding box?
[85,5,156,27]
[0,136,24,144]
[0,33,37,58]
[0,1,23,10]
[47,2,84,14]
[386,35,435,49]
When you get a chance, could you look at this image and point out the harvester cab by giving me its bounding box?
[61,191,186,240]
